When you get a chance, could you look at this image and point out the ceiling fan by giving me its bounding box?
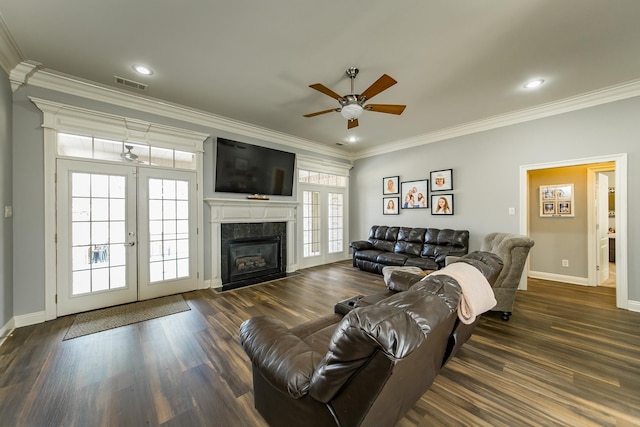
[304,67,406,129]
[120,144,139,162]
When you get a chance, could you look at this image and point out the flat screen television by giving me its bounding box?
[214,138,296,196]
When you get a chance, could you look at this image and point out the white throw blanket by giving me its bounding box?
[429,262,497,324]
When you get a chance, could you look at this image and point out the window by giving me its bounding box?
[57,133,197,170]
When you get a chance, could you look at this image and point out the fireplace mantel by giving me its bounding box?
[204,198,299,288]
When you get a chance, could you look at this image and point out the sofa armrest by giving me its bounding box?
[445,255,462,266]
[349,240,373,250]
[239,316,324,399]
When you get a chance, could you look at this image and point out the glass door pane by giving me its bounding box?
[57,160,138,316]
[138,169,197,300]
[303,191,321,257]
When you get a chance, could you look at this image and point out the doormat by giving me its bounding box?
[63,294,190,340]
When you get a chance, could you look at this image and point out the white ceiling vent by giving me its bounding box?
[114,76,148,91]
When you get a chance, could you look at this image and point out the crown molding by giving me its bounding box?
[352,79,640,160]
[29,97,210,151]
[19,64,348,160]
[0,14,23,75]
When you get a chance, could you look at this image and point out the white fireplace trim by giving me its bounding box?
[204,198,299,288]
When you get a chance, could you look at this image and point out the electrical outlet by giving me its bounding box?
[4,206,12,218]
[562,259,569,267]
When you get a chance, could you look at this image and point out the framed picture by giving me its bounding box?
[383,197,400,215]
[383,176,399,195]
[540,184,574,217]
[430,169,453,191]
[401,179,429,209]
[431,194,454,215]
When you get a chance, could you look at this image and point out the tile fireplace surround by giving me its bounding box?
[204,198,299,289]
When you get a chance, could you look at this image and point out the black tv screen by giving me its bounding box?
[214,138,296,196]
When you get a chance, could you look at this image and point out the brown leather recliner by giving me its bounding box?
[239,252,503,427]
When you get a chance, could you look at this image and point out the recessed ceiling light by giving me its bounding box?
[523,79,545,89]
[132,64,153,75]
[346,136,358,144]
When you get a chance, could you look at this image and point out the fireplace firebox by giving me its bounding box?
[228,236,282,285]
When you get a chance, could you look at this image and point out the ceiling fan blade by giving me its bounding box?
[359,74,397,101]
[309,83,344,101]
[303,108,337,118]
[366,104,406,115]
[347,119,359,129]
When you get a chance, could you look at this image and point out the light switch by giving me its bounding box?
[508,207,516,215]
[4,206,12,218]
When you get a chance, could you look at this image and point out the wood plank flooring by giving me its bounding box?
[1,260,639,426]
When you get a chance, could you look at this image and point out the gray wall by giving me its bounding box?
[0,69,12,326]
[10,84,350,317]
[350,96,640,301]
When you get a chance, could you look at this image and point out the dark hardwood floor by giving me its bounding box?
[1,260,639,426]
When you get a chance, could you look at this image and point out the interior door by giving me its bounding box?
[597,173,609,283]
[56,160,138,316]
[137,168,198,300]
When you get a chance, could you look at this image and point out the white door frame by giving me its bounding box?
[519,153,628,309]
[34,99,208,321]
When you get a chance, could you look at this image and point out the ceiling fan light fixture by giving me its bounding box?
[340,103,364,120]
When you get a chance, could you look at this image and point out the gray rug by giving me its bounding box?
[63,294,191,340]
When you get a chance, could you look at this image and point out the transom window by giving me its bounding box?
[298,170,346,187]
[57,133,196,170]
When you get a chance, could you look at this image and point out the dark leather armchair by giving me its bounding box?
[239,252,503,427]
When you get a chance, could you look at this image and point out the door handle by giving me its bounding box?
[125,242,136,246]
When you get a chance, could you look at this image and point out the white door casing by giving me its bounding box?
[596,173,610,284]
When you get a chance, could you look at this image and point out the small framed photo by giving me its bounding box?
[557,201,571,215]
[543,202,555,215]
[431,194,454,215]
[383,197,400,215]
[401,180,429,209]
[430,169,453,191]
[383,176,399,195]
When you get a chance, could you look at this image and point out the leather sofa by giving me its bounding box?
[350,225,469,274]
[238,252,503,427]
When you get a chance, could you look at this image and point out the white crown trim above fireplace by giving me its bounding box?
[204,198,299,288]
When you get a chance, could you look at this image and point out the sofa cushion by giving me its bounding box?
[404,256,439,271]
[377,252,408,266]
[354,249,383,262]
[422,229,470,266]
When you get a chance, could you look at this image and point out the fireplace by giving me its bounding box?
[220,222,287,290]
[205,198,298,290]
[228,236,282,286]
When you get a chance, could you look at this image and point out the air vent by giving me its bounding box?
[114,76,148,91]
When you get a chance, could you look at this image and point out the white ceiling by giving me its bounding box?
[1,1,640,156]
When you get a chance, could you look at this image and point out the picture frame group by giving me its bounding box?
[382,169,456,215]
[539,183,574,217]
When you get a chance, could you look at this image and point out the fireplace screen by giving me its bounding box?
[228,236,281,283]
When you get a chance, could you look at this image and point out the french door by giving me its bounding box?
[299,187,346,268]
[56,159,197,316]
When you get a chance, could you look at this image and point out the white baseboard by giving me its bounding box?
[0,317,16,349]
[529,271,590,286]
[14,311,46,328]
[628,300,640,313]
